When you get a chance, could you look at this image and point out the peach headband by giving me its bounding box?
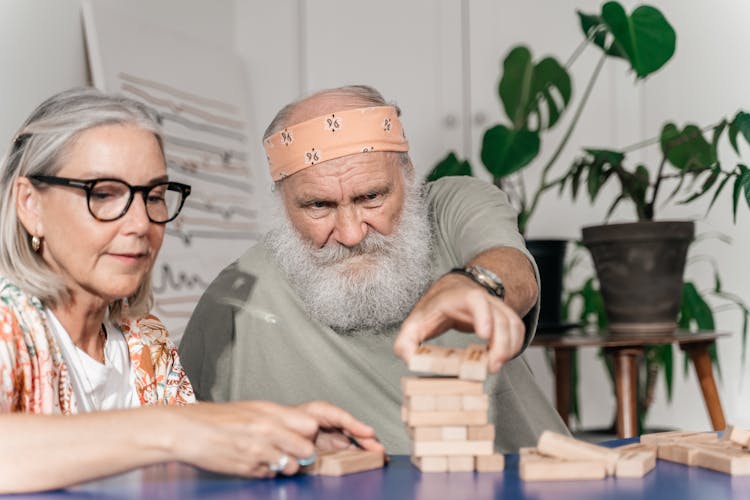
[263,105,409,181]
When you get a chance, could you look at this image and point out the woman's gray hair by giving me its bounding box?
[0,87,164,322]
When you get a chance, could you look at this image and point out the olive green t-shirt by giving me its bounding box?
[179,176,568,453]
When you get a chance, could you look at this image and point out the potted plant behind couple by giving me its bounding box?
[429,1,680,331]
[429,0,750,430]
[428,1,750,335]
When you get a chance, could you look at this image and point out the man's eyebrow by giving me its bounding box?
[351,183,391,199]
[295,193,335,205]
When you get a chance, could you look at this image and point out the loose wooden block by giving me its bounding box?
[693,444,750,475]
[519,449,607,481]
[462,394,489,411]
[447,455,475,472]
[723,425,750,448]
[401,377,484,396]
[412,439,494,457]
[537,431,620,475]
[467,424,495,441]
[459,343,489,381]
[640,430,718,445]
[657,442,704,466]
[435,395,463,411]
[404,395,437,412]
[615,449,656,478]
[411,455,448,473]
[404,408,488,427]
[615,442,657,454]
[409,345,463,375]
[475,453,505,472]
[308,449,385,476]
[409,426,468,442]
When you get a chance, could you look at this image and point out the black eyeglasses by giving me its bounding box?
[29,175,191,223]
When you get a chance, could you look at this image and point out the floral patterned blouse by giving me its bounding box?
[0,278,195,414]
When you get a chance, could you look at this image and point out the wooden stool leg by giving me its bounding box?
[553,348,572,427]
[682,342,726,430]
[610,348,642,439]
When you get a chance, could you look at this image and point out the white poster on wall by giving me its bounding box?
[82,0,260,341]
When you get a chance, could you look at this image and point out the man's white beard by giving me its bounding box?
[265,179,434,332]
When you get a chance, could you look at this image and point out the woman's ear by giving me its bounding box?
[15,177,43,237]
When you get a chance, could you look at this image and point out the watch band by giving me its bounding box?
[448,265,505,300]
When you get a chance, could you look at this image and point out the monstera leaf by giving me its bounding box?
[480,124,540,179]
[499,46,572,131]
[660,123,715,171]
[578,1,676,79]
[426,152,473,182]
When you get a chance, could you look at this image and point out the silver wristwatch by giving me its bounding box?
[449,265,505,300]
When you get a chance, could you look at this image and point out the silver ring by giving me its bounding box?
[269,454,289,472]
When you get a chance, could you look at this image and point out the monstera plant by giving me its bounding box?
[429,1,677,234]
[428,1,677,329]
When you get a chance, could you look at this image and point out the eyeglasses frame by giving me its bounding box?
[28,175,191,224]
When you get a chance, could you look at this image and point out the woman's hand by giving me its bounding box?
[168,401,319,478]
[296,400,385,453]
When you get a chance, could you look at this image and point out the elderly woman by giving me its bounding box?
[0,88,382,493]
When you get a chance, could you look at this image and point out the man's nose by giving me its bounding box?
[332,206,368,247]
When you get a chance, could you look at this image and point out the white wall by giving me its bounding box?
[2,0,747,432]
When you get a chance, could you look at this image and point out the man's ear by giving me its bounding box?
[15,176,43,238]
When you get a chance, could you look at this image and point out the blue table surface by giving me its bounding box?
[10,439,750,499]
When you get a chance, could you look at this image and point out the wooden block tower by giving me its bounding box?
[403,344,504,472]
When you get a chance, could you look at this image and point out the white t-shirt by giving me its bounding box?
[47,310,140,412]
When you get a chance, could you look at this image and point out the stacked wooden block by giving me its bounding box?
[403,344,505,472]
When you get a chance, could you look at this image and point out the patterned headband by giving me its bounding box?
[263,105,409,182]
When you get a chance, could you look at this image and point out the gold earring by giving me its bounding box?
[31,236,41,252]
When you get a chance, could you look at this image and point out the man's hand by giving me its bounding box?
[393,273,526,373]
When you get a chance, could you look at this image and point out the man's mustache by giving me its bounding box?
[310,232,392,265]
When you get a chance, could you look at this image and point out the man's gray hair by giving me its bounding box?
[263,85,402,139]
[0,87,164,322]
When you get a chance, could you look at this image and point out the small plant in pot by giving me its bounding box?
[559,112,750,333]
[427,1,678,330]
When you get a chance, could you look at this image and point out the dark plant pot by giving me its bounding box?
[582,221,694,334]
[526,239,569,332]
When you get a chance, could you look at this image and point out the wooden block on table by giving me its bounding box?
[693,444,750,475]
[435,395,463,411]
[402,377,484,396]
[459,343,489,381]
[615,442,657,454]
[475,453,505,472]
[657,442,703,466]
[409,345,463,375]
[413,439,493,457]
[404,408,488,427]
[411,455,448,473]
[309,449,385,476]
[519,449,607,481]
[447,455,475,472]
[537,431,620,475]
[467,424,495,441]
[723,425,750,448]
[640,430,718,445]
[462,394,489,411]
[410,426,468,442]
[615,449,657,478]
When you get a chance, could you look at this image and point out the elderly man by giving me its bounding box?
[179,85,568,453]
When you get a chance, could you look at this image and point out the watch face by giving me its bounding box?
[466,265,504,299]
